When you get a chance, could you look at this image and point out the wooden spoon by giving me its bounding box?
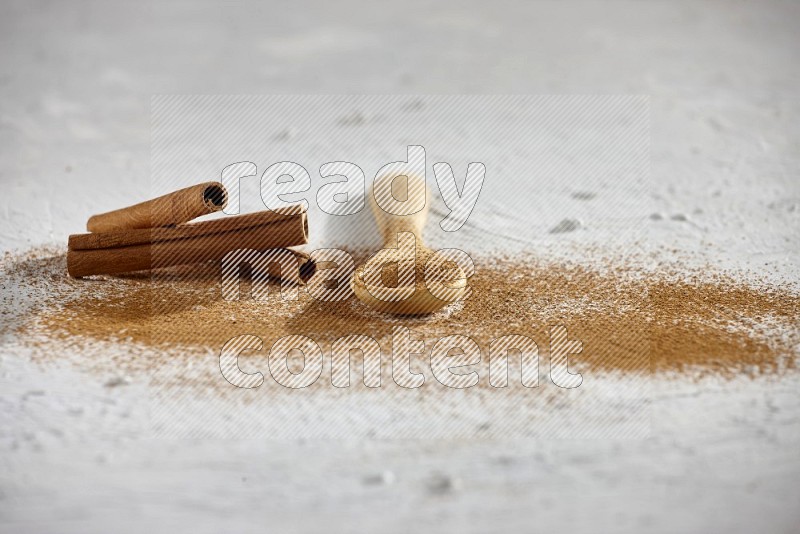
[351,174,467,315]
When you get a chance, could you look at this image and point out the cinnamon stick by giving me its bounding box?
[86,181,228,233]
[68,209,311,279]
[71,205,305,251]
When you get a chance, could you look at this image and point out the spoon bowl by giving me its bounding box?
[351,256,467,315]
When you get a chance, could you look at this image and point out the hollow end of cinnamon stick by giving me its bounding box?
[297,252,317,284]
[202,183,227,211]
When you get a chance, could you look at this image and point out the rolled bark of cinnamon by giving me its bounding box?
[68,208,312,281]
[86,182,228,233]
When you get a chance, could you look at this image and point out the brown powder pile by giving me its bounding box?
[3,247,799,380]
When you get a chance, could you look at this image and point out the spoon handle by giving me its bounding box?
[369,173,430,246]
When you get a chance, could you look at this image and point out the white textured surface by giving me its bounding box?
[1,1,799,533]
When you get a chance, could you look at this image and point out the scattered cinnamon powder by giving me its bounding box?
[3,247,798,381]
